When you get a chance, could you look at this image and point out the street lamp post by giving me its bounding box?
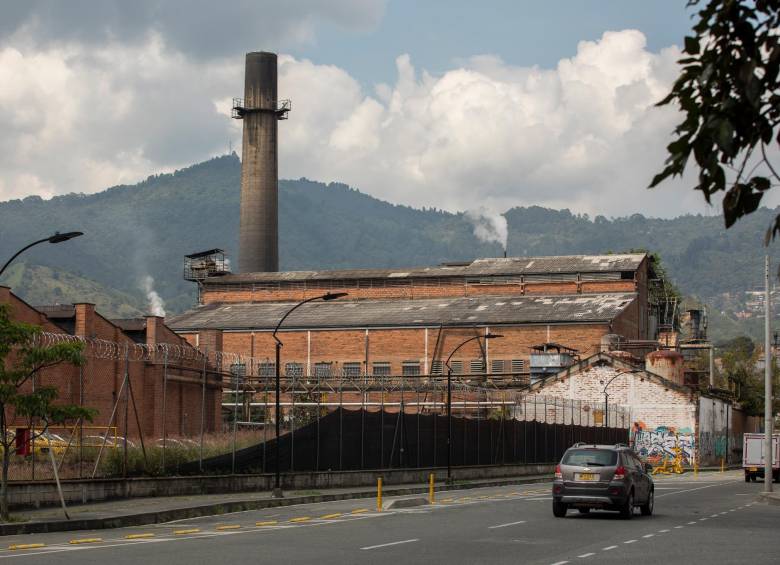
[443,333,503,483]
[271,292,348,498]
[601,369,639,431]
[0,232,84,278]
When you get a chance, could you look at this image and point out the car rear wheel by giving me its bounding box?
[745,473,751,483]
[552,500,568,518]
[640,488,654,516]
[620,490,634,520]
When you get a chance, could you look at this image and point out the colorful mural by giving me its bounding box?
[631,422,695,466]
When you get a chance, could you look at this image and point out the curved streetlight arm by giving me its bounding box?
[272,292,348,345]
[0,237,49,278]
[444,335,483,371]
[602,368,640,396]
[272,296,325,344]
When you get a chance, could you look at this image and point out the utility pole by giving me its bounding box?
[764,255,774,493]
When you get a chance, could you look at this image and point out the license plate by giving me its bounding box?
[575,473,598,481]
[748,467,758,472]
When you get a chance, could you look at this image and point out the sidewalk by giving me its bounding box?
[0,474,552,536]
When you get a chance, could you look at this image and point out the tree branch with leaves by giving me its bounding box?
[0,304,95,521]
[651,0,780,240]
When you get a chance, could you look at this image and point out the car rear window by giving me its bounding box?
[561,449,617,467]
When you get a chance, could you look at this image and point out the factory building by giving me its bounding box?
[170,253,653,380]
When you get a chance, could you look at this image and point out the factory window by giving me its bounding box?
[342,362,362,377]
[620,271,635,280]
[285,362,303,378]
[450,360,464,375]
[314,362,332,378]
[372,362,391,376]
[402,361,421,376]
[510,359,526,373]
[491,360,505,374]
[257,362,275,378]
[470,359,486,374]
[430,360,443,375]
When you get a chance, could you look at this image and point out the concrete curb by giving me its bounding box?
[384,497,430,510]
[0,474,551,536]
[756,492,780,506]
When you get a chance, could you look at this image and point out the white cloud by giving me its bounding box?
[1,27,762,218]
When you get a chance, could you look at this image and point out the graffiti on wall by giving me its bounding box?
[631,422,694,466]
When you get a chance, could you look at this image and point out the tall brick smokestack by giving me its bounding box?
[238,52,282,273]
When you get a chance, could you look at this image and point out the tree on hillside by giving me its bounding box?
[650,0,780,238]
[0,305,94,521]
[717,335,780,415]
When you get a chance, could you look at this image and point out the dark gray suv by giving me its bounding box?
[552,443,654,519]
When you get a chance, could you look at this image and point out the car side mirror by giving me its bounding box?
[644,463,653,473]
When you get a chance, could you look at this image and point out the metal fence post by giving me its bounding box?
[231,364,240,475]
[161,350,168,473]
[199,349,207,473]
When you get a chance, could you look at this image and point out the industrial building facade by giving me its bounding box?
[170,253,652,380]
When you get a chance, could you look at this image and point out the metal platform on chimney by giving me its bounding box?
[231,97,291,120]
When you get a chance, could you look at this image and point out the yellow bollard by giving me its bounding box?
[377,477,383,512]
[721,458,724,473]
[694,461,698,478]
[429,473,435,504]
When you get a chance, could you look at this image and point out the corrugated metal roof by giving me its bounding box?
[204,254,645,285]
[168,293,636,331]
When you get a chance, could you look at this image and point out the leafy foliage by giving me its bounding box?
[651,0,780,235]
[717,335,779,416]
[0,304,94,520]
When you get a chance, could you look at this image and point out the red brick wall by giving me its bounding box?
[206,322,613,376]
[201,276,640,304]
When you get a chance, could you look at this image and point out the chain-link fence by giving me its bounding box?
[6,333,629,481]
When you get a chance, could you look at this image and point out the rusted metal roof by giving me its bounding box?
[203,254,646,285]
[168,293,636,331]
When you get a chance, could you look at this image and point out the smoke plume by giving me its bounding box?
[140,275,166,317]
[465,207,508,252]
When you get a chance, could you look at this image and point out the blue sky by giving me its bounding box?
[307,1,693,86]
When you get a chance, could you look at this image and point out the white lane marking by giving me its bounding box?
[710,513,719,517]
[656,482,737,498]
[719,512,728,515]
[699,518,708,521]
[642,534,654,538]
[361,539,419,551]
[578,553,595,558]
[488,520,527,529]
[550,561,569,565]
[687,521,697,525]
[658,529,670,533]
[674,526,684,529]
[624,540,637,544]
[603,546,618,551]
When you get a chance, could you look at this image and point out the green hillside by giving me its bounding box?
[1,262,145,319]
[1,153,778,341]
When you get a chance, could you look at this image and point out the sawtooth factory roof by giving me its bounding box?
[169,293,637,331]
[203,254,647,285]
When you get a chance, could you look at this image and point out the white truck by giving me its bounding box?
[743,433,780,482]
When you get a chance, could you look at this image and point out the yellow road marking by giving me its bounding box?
[321,513,342,519]
[69,538,102,545]
[216,525,241,531]
[8,544,45,551]
[174,529,201,535]
[440,498,454,502]
[289,517,311,523]
[351,508,369,514]
[124,533,155,539]
[255,521,278,527]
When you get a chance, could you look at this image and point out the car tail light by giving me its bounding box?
[613,465,626,480]
[555,465,562,479]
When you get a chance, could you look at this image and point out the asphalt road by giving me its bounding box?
[0,470,777,564]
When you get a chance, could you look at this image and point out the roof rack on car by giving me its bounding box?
[572,442,592,448]
[614,443,628,448]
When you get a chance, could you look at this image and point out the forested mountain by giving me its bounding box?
[1,153,778,339]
